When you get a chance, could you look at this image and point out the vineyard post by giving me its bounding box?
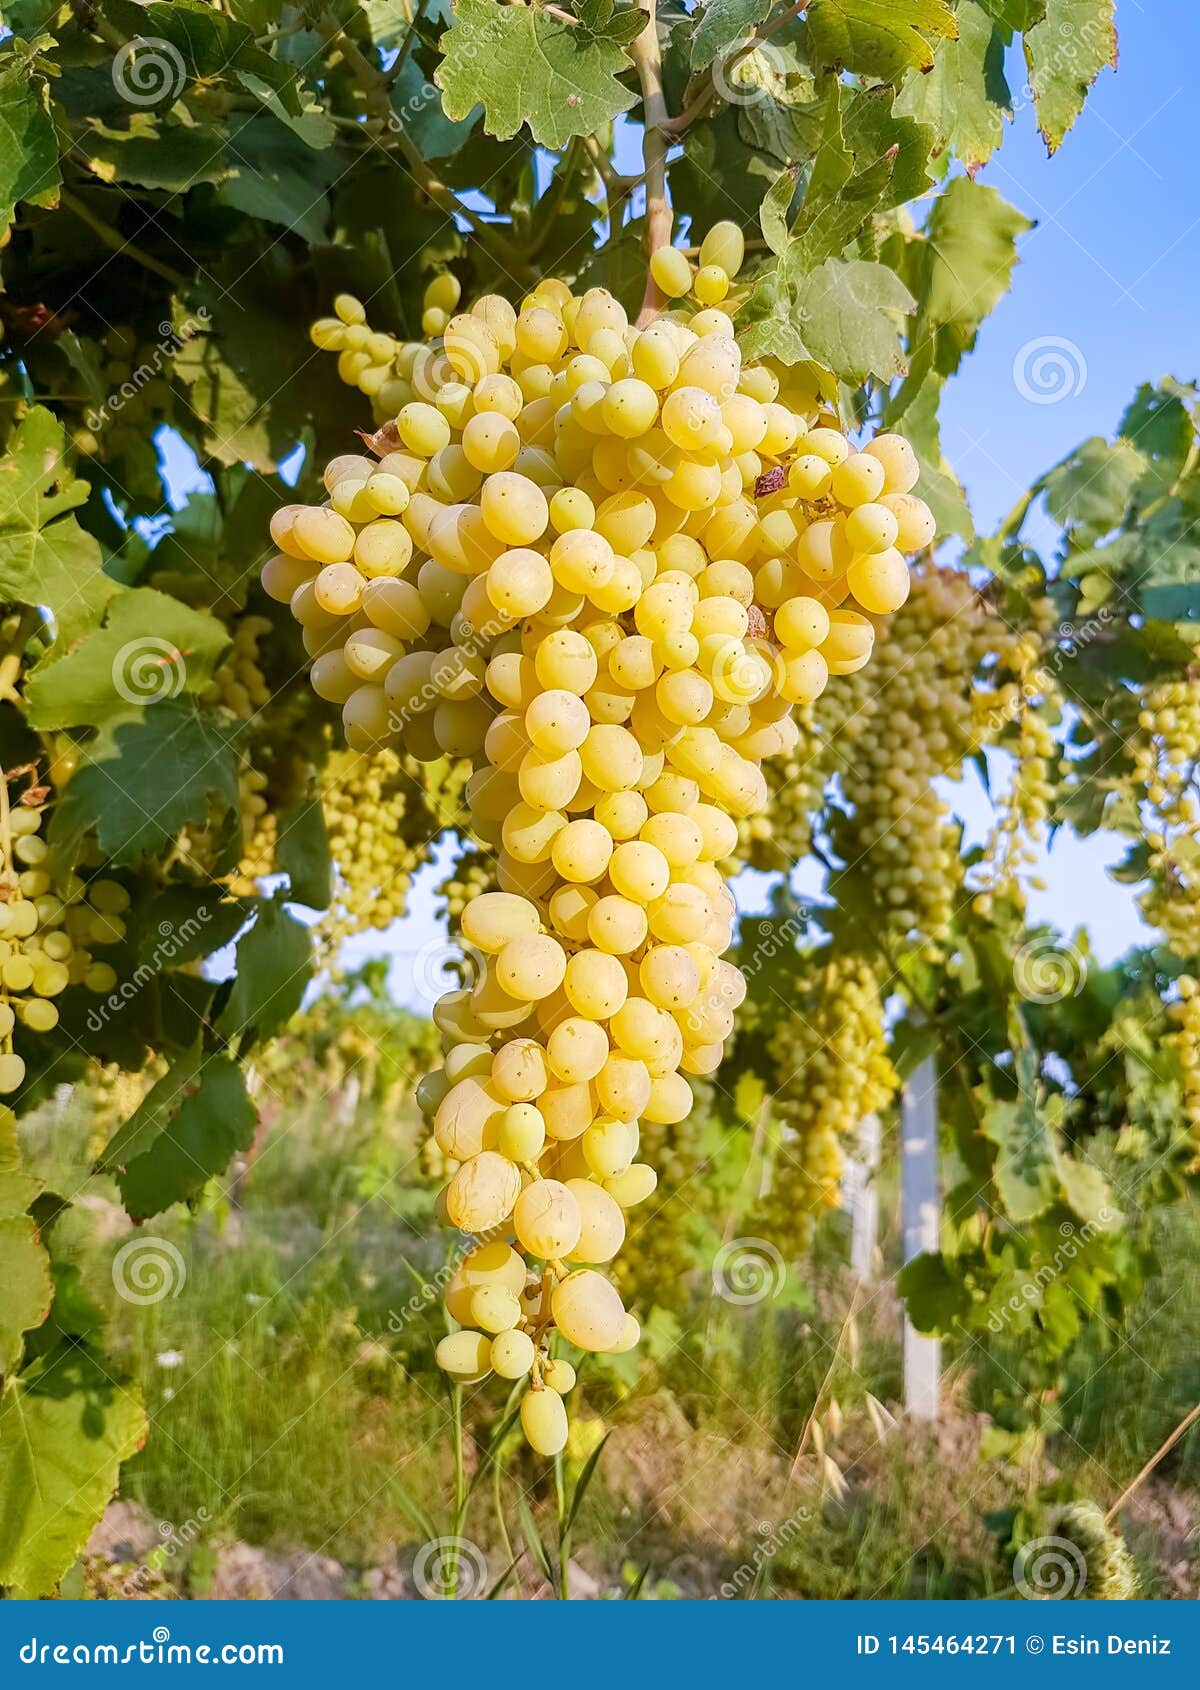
[901,1058,941,1419]
[845,1113,881,1282]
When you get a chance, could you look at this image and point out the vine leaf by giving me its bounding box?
[24,588,230,733]
[897,1251,972,1331]
[102,0,302,114]
[805,0,958,81]
[1024,0,1116,153]
[0,1345,147,1598]
[979,1083,1062,1223]
[0,1206,52,1375]
[216,897,312,1049]
[99,1047,258,1219]
[741,254,914,384]
[0,47,60,236]
[436,0,641,150]
[0,408,116,650]
[276,795,332,911]
[78,116,233,194]
[896,0,1011,172]
[690,0,773,70]
[49,700,242,869]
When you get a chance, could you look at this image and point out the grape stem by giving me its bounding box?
[660,2,810,138]
[631,0,672,327]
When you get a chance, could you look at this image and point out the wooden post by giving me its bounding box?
[843,1112,881,1282]
[901,1056,941,1419]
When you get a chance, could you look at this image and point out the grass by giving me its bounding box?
[22,1079,1200,1599]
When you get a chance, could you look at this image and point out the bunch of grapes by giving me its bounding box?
[0,775,124,1093]
[202,613,274,719]
[86,1056,167,1157]
[437,844,492,927]
[1131,676,1200,955]
[976,609,1061,904]
[1168,974,1200,1145]
[317,748,433,955]
[266,224,937,1455]
[773,569,1015,948]
[754,952,896,1259]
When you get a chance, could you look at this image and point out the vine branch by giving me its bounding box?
[632,0,672,326]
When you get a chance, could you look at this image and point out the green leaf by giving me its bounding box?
[49,700,242,869]
[0,1344,146,1598]
[0,50,60,235]
[216,898,312,1048]
[138,886,251,968]
[1024,0,1116,153]
[24,588,230,732]
[1056,1157,1116,1228]
[390,51,478,160]
[690,0,773,69]
[218,117,340,240]
[0,408,116,649]
[360,0,416,48]
[895,0,1010,171]
[104,1051,258,1219]
[897,1252,972,1331]
[0,1214,53,1375]
[78,116,233,193]
[797,257,915,382]
[759,166,799,256]
[172,258,362,472]
[437,0,639,149]
[103,0,302,114]
[1043,438,1146,535]
[806,0,958,80]
[276,795,332,910]
[913,176,1032,374]
[980,1087,1062,1224]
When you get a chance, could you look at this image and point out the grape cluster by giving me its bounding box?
[87,1056,167,1156]
[268,225,936,1454]
[1133,677,1200,956]
[976,611,1061,903]
[202,613,273,719]
[0,780,124,1093]
[754,952,896,1258]
[317,748,432,955]
[1168,974,1200,1144]
[437,844,492,927]
[764,569,1012,947]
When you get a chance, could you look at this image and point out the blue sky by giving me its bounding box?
[171,5,1200,1004]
